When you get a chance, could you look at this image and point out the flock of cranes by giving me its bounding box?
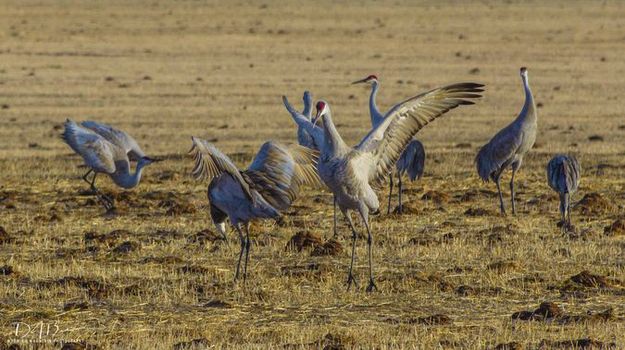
[61,67,582,291]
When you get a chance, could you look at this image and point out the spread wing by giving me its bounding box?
[61,119,117,174]
[189,137,253,200]
[243,141,322,210]
[355,82,484,184]
[81,120,145,161]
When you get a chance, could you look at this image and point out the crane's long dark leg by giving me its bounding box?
[243,222,252,283]
[495,175,506,215]
[358,206,376,292]
[81,170,114,212]
[81,169,94,189]
[343,211,359,291]
[564,192,572,231]
[333,195,338,239]
[387,176,394,215]
[234,223,245,281]
[558,193,566,233]
[397,174,403,214]
[510,167,518,215]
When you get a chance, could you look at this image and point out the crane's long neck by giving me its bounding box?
[116,161,147,189]
[369,81,385,127]
[321,111,348,157]
[517,75,537,125]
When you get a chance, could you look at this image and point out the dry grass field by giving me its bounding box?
[1,0,625,349]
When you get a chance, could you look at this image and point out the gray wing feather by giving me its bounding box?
[283,95,324,150]
[547,154,581,194]
[81,120,145,161]
[397,139,425,181]
[356,82,483,184]
[244,141,321,211]
[189,137,253,201]
[475,125,523,182]
[61,119,118,174]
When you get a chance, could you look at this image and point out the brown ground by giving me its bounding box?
[1,1,625,349]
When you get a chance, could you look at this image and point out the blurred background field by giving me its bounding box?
[1,1,624,349]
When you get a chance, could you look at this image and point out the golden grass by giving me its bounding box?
[1,1,625,349]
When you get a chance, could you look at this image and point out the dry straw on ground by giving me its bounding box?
[0,1,624,349]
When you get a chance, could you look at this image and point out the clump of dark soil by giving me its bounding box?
[538,338,616,349]
[85,229,131,246]
[512,301,563,321]
[464,207,494,216]
[139,256,184,264]
[0,265,16,276]
[0,227,13,244]
[569,270,615,288]
[492,342,523,350]
[286,231,323,252]
[173,338,210,350]
[575,193,614,215]
[111,241,141,254]
[202,300,231,308]
[385,314,452,325]
[421,190,450,204]
[487,260,519,273]
[281,262,329,278]
[178,265,208,275]
[187,229,225,244]
[310,239,343,256]
[455,284,503,297]
[59,341,100,350]
[63,300,89,311]
[604,218,625,236]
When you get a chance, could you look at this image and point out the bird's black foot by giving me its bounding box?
[346,273,359,291]
[79,188,98,196]
[366,278,377,293]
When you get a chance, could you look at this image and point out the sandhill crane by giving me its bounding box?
[352,75,426,214]
[189,137,321,282]
[283,94,345,238]
[475,67,537,215]
[61,119,159,212]
[547,154,581,231]
[303,83,483,292]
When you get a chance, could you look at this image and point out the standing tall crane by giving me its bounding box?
[302,82,483,292]
[61,119,159,212]
[283,94,344,238]
[547,154,581,231]
[189,137,321,282]
[475,67,537,215]
[352,75,426,214]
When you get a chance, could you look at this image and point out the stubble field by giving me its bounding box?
[1,1,625,349]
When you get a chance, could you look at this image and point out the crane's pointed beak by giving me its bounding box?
[351,77,368,85]
[312,109,322,126]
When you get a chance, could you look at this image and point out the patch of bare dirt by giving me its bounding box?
[285,231,323,252]
[512,301,563,321]
[604,218,625,236]
[59,341,100,350]
[187,229,225,244]
[0,227,14,244]
[139,256,184,264]
[85,229,131,246]
[173,338,210,350]
[63,300,89,311]
[487,260,519,273]
[178,265,208,275]
[385,314,452,325]
[569,270,617,288]
[455,284,503,297]
[202,300,231,308]
[310,239,343,256]
[538,338,616,349]
[280,262,329,278]
[0,265,16,276]
[575,193,614,215]
[464,207,495,217]
[492,342,523,350]
[111,241,141,254]
[421,190,450,204]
